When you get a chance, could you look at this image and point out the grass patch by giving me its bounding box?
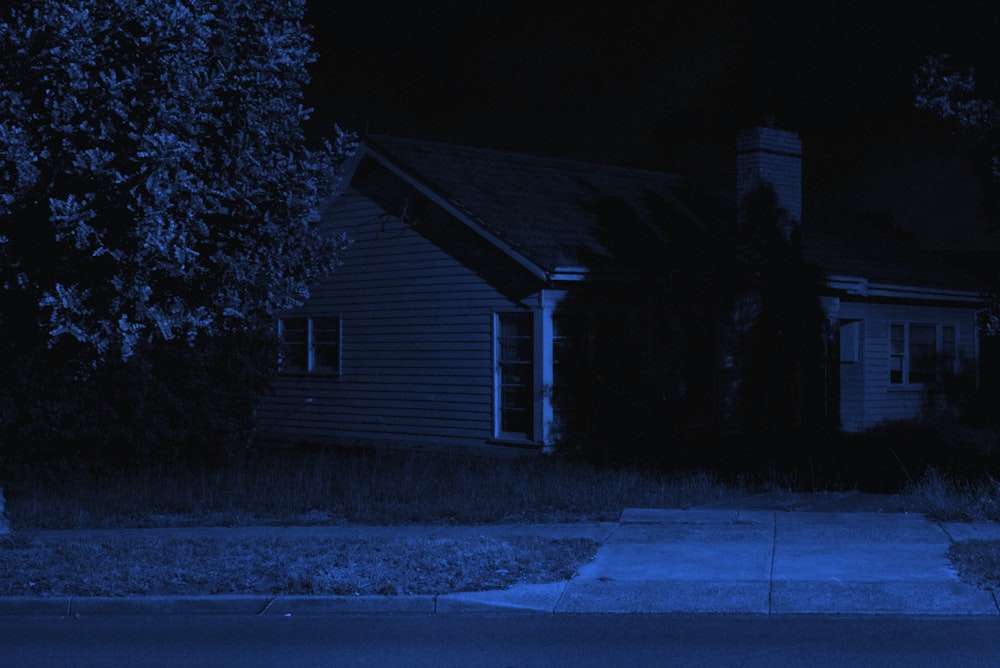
[2,447,745,530]
[0,533,598,597]
[949,540,1000,590]
[898,468,1000,522]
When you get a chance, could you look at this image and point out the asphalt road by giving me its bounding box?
[5,613,1000,667]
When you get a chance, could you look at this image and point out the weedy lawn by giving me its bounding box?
[0,448,736,597]
[2,447,744,529]
[6,448,1000,598]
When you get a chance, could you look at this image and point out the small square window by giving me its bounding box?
[889,322,957,385]
[279,316,341,374]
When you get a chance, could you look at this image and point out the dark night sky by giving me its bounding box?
[303,1,1000,249]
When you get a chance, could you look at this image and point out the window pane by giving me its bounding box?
[890,356,903,384]
[311,317,340,374]
[312,317,339,343]
[497,313,534,438]
[890,324,905,355]
[499,314,533,362]
[909,324,937,383]
[281,318,308,371]
[942,326,956,357]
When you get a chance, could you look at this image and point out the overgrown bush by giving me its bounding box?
[552,184,833,472]
[0,328,280,469]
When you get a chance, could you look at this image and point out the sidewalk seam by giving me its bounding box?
[257,597,276,615]
[551,578,571,614]
[767,512,777,615]
[934,521,956,543]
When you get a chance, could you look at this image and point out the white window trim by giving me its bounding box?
[278,316,342,375]
[493,311,538,443]
[889,321,956,386]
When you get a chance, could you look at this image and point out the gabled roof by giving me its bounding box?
[362,135,703,276]
[352,134,984,302]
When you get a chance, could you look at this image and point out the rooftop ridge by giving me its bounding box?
[366,134,684,185]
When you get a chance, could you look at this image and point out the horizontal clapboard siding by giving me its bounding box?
[838,300,978,432]
[256,188,536,451]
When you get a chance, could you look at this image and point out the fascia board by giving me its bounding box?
[361,145,549,282]
[827,274,982,304]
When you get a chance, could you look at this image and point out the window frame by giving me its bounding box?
[494,311,536,442]
[889,321,956,386]
[278,316,341,375]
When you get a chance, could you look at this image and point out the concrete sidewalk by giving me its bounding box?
[4,506,1000,617]
[441,508,1000,615]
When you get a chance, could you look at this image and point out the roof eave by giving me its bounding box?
[361,143,549,282]
[827,274,982,304]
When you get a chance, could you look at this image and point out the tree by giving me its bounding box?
[0,0,354,363]
[732,185,832,466]
[0,0,354,464]
[916,55,1000,335]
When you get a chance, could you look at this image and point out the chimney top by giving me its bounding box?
[736,126,803,236]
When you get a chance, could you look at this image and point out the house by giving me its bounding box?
[742,127,987,433]
[255,128,987,454]
[255,134,706,454]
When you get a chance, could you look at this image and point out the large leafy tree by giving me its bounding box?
[0,0,353,464]
[915,54,998,217]
[0,0,352,362]
[915,55,1000,422]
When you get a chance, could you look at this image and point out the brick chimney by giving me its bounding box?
[737,125,802,238]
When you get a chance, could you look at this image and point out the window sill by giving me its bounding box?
[278,371,341,378]
[487,437,542,449]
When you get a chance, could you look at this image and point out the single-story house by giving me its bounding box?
[255,128,987,453]
[740,128,986,433]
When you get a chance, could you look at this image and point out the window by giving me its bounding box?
[279,316,341,374]
[496,312,534,440]
[889,322,956,385]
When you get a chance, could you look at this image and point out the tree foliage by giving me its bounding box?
[0,0,354,465]
[551,185,832,469]
[733,185,832,461]
[0,0,354,362]
[916,55,1000,336]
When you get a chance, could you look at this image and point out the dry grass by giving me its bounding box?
[949,540,1000,590]
[0,533,598,597]
[0,447,741,599]
[898,469,1000,522]
[2,448,744,530]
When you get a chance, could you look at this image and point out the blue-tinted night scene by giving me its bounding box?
[3,1,1000,663]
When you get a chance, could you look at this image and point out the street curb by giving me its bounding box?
[70,595,272,616]
[2,587,998,616]
[0,597,74,616]
[0,595,439,616]
[262,595,436,615]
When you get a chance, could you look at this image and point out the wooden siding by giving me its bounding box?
[256,188,538,451]
[837,300,979,432]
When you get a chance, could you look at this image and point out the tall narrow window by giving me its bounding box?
[890,324,905,384]
[497,312,534,440]
[281,317,309,372]
[908,324,937,384]
[311,317,341,374]
[279,316,341,374]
